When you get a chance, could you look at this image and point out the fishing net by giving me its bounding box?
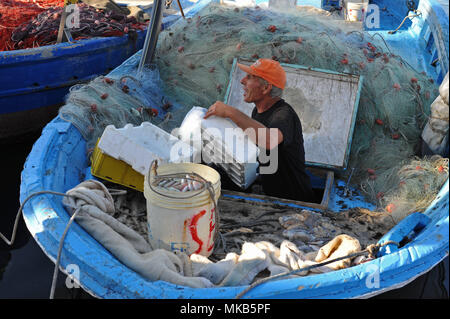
[0,0,146,51]
[0,0,63,51]
[59,2,446,221]
[59,70,166,153]
[373,155,449,222]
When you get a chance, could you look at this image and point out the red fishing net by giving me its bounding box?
[0,0,146,51]
[0,0,63,51]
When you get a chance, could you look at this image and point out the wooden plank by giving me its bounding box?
[320,170,334,208]
[221,168,334,211]
[221,189,327,211]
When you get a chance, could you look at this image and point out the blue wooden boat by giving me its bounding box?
[19,0,448,298]
[0,33,146,139]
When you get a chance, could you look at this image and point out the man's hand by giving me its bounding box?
[204,101,231,119]
[203,101,283,150]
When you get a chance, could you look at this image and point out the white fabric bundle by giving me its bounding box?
[62,180,362,288]
[422,72,449,155]
[62,180,214,288]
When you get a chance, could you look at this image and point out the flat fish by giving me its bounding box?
[278,214,306,229]
[282,228,313,242]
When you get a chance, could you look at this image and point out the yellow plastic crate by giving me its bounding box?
[91,142,144,192]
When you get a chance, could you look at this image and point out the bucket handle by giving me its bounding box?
[147,160,221,247]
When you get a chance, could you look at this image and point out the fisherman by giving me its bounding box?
[204,58,314,202]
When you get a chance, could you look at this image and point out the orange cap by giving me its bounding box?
[237,58,286,90]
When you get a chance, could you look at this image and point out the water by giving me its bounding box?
[0,132,94,299]
[0,131,447,299]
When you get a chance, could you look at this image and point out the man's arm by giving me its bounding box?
[204,101,283,150]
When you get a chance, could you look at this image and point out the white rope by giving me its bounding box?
[49,207,82,299]
[1,187,123,299]
[388,11,421,35]
[0,191,71,246]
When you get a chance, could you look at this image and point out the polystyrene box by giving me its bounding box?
[97,122,198,176]
[178,107,260,189]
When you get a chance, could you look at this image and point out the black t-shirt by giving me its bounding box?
[251,99,314,201]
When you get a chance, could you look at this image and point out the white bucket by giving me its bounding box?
[346,0,368,22]
[144,162,221,257]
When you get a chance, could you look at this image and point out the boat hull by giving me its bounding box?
[19,116,449,298]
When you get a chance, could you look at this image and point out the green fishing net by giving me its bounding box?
[60,75,158,153]
[59,2,446,221]
[154,3,443,209]
[375,155,448,222]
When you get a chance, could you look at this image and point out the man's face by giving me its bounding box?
[240,73,267,103]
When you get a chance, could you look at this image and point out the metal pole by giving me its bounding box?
[175,0,185,18]
[138,0,164,72]
[57,0,79,44]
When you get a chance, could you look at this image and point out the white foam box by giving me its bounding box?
[97,122,197,176]
[178,107,260,189]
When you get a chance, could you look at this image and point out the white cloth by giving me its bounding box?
[191,236,362,286]
[62,180,213,288]
[440,72,449,105]
[422,72,449,155]
[63,180,363,288]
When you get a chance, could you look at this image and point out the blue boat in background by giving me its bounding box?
[0,32,146,139]
[0,0,198,140]
[18,0,449,298]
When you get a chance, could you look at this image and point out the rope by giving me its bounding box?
[49,207,81,299]
[388,11,421,35]
[0,187,125,299]
[235,240,400,299]
[0,190,71,246]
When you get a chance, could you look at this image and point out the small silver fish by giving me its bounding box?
[192,181,203,190]
[164,180,178,188]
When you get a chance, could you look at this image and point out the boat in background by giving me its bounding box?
[0,33,147,140]
[0,0,199,140]
[18,0,448,298]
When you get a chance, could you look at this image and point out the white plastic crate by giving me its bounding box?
[178,107,260,189]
